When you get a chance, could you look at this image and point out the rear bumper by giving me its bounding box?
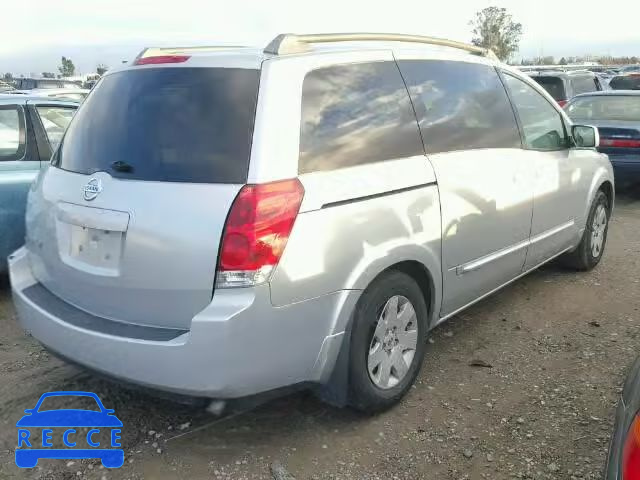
[610,157,640,184]
[9,247,359,398]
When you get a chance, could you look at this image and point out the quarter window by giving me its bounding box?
[397,60,521,154]
[503,74,569,151]
[299,62,424,174]
[0,106,26,161]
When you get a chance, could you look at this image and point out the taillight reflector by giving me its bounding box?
[134,55,190,65]
[216,179,305,288]
[624,414,640,479]
[557,100,568,108]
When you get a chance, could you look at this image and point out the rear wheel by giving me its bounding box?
[348,271,427,413]
[562,190,610,271]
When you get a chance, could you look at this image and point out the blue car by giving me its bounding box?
[565,91,640,189]
[0,95,77,274]
[16,391,123,468]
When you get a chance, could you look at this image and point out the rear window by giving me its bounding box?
[36,80,62,89]
[531,76,566,101]
[610,76,640,90]
[566,96,640,121]
[55,67,260,183]
[570,76,599,95]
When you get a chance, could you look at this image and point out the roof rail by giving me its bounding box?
[135,45,248,60]
[264,33,499,60]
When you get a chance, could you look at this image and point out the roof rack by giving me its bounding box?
[135,45,248,60]
[264,33,498,60]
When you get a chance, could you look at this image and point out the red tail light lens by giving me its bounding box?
[557,100,568,108]
[624,414,640,479]
[601,138,640,148]
[216,179,304,288]
[134,55,190,65]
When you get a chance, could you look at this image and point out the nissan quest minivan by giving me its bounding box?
[9,34,614,412]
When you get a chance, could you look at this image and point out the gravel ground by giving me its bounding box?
[0,192,638,480]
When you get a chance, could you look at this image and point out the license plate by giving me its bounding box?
[67,225,123,274]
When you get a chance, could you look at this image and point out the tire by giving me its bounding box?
[348,271,428,413]
[562,190,610,271]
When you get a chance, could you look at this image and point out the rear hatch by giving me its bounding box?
[26,65,260,330]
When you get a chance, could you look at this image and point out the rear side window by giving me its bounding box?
[299,62,423,174]
[0,105,26,161]
[55,68,260,183]
[397,60,521,154]
[571,76,599,95]
[531,76,566,101]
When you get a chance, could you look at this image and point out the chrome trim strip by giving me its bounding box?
[455,220,575,276]
[438,246,574,326]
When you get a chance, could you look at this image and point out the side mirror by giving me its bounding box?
[572,125,599,148]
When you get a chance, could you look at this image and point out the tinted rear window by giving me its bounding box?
[531,76,566,100]
[55,67,259,183]
[610,76,640,90]
[566,96,640,121]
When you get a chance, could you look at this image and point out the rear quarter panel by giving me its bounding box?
[270,157,443,334]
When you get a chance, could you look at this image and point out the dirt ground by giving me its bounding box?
[0,192,638,480]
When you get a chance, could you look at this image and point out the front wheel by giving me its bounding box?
[348,271,427,413]
[562,190,610,271]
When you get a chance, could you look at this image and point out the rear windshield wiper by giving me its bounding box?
[111,161,134,173]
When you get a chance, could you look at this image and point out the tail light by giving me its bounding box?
[557,99,568,108]
[216,179,304,288]
[624,414,640,479]
[601,138,640,148]
[134,55,190,65]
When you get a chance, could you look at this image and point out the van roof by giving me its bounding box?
[119,33,499,73]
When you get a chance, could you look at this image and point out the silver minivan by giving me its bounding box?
[10,34,614,412]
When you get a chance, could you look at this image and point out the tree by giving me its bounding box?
[58,56,75,77]
[41,72,55,78]
[470,6,523,62]
[96,63,108,75]
[3,72,12,82]
[559,57,567,65]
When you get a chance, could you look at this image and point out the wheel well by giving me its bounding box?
[599,181,614,214]
[385,261,435,322]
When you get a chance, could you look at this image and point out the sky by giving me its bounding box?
[3,0,639,75]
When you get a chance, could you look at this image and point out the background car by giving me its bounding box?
[5,88,90,102]
[610,74,640,90]
[565,91,640,188]
[12,78,82,90]
[528,70,606,106]
[0,80,15,93]
[0,95,77,274]
[605,356,640,479]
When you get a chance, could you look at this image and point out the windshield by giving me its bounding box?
[566,96,640,121]
[531,76,566,101]
[54,67,260,183]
